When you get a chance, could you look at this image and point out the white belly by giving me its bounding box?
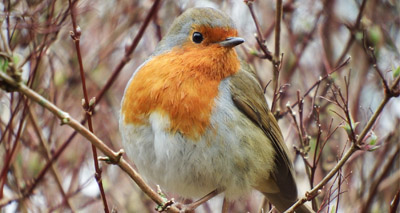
[119,78,275,199]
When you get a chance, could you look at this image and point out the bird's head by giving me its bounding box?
[153,7,245,56]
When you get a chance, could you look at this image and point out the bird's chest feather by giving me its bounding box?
[121,45,240,139]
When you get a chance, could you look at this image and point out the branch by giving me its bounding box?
[245,0,273,60]
[27,107,75,211]
[391,190,400,213]
[334,0,368,67]
[361,143,400,212]
[67,0,109,211]
[271,0,283,113]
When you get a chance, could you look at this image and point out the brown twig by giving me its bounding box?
[245,0,273,60]
[27,106,75,211]
[0,87,29,200]
[287,102,313,185]
[67,0,109,211]
[334,0,368,67]
[390,190,400,213]
[365,44,390,92]
[271,0,283,113]
[360,144,400,212]
[319,172,351,211]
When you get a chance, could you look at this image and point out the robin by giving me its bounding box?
[120,7,312,213]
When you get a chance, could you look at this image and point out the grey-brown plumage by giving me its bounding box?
[230,62,313,213]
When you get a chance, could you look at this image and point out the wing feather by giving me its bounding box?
[229,62,298,204]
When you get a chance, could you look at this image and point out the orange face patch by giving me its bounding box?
[121,33,240,139]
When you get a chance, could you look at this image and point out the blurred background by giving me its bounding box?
[0,0,399,212]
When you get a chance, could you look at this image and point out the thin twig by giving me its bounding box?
[360,144,400,212]
[0,94,29,199]
[334,0,368,67]
[271,0,283,113]
[245,0,273,60]
[390,190,400,213]
[67,0,109,211]
[0,20,12,55]
[27,106,75,211]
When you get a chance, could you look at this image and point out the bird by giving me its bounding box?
[120,7,312,213]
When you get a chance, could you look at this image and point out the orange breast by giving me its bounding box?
[121,44,240,139]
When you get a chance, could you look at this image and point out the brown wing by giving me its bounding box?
[229,61,299,211]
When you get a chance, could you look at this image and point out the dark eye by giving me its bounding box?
[192,32,203,44]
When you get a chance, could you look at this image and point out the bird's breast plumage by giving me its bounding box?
[121,44,240,139]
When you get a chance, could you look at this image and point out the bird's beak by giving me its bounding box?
[219,37,245,47]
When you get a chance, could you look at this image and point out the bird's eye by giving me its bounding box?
[192,32,203,44]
